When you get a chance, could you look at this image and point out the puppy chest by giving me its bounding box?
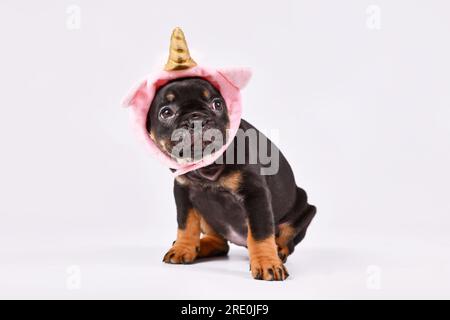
[190,189,248,246]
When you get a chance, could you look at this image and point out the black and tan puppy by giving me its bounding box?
[147,77,316,281]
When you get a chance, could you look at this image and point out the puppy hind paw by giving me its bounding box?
[277,246,290,263]
[197,236,229,258]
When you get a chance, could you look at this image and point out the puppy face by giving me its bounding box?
[146,77,229,162]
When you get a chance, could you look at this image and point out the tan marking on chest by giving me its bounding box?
[219,171,242,192]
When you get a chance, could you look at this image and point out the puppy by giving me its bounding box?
[147,77,316,281]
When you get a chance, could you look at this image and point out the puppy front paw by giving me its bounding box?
[163,244,199,264]
[250,258,289,281]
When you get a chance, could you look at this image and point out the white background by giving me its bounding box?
[0,0,449,299]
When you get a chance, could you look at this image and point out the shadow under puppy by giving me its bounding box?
[147,77,316,281]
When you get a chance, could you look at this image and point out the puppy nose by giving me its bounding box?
[190,112,203,120]
[188,112,207,129]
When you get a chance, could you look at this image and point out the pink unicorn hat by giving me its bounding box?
[122,27,252,176]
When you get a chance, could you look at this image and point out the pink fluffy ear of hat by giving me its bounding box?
[218,67,252,90]
[121,78,150,110]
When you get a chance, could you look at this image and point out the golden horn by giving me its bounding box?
[164,27,197,71]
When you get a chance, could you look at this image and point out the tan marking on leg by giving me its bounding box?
[219,171,242,192]
[276,223,296,262]
[197,218,229,258]
[200,217,216,235]
[163,208,201,264]
[247,226,289,281]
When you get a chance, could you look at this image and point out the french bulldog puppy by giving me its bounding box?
[147,77,316,281]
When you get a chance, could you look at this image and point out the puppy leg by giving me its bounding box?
[163,208,201,264]
[198,218,229,258]
[247,226,289,281]
[242,174,288,281]
[276,187,316,262]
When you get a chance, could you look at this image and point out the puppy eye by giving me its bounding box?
[211,99,223,111]
[159,106,175,119]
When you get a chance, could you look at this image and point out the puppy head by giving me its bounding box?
[146,77,229,162]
